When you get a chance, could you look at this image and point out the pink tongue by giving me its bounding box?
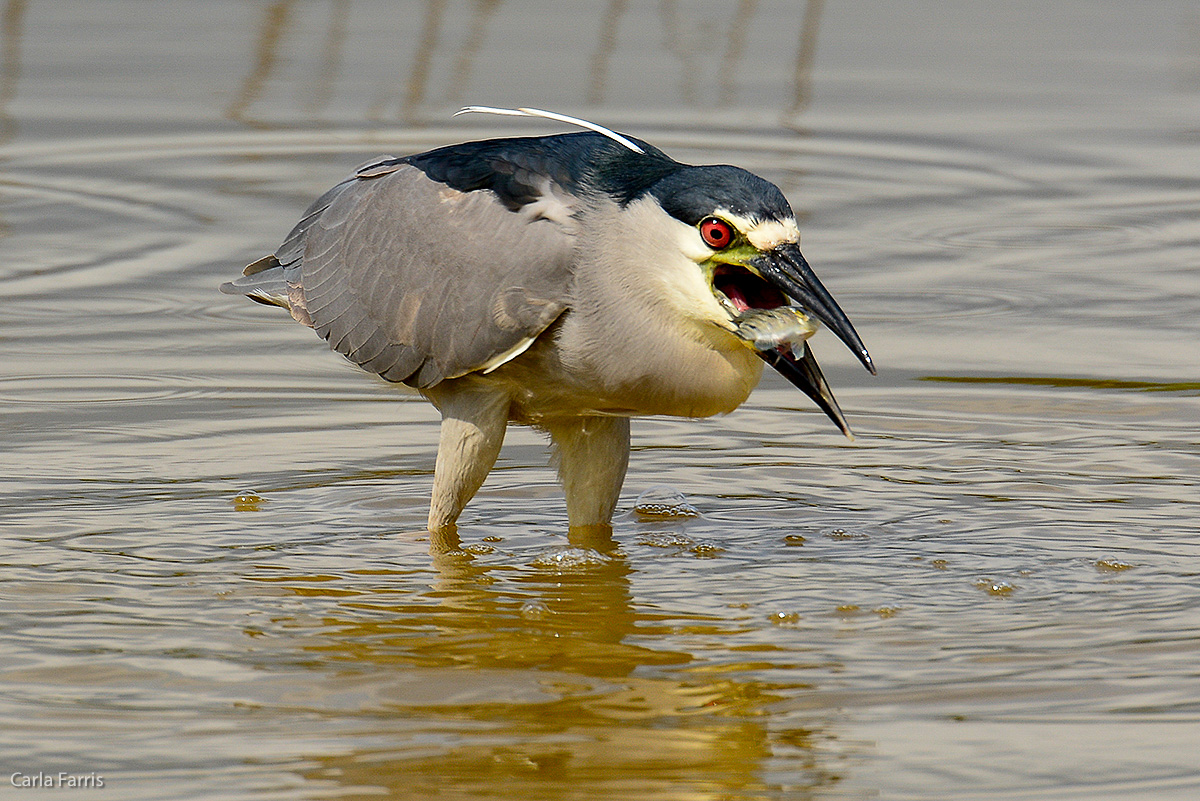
[726,285,751,312]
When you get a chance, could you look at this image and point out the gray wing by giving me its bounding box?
[230,160,575,388]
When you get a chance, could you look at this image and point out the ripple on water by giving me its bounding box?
[913,217,1135,252]
[843,286,1037,323]
[0,129,477,300]
[0,373,208,405]
[0,179,204,295]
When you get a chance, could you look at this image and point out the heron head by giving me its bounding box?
[645,165,874,376]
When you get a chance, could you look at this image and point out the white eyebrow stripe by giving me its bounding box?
[454,106,646,154]
[715,210,800,251]
[744,219,800,251]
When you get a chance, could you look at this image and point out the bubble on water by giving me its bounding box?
[463,543,495,555]
[783,534,807,546]
[519,599,552,620]
[825,528,869,541]
[232,490,266,512]
[835,604,861,616]
[769,611,802,625]
[531,547,611,570]
[690,542,724,558]
[975,579,1016,596]
[1095,558,1134,573]
[930,559,950,570]
[638,533,693,548]
[633,486,700,519]
[874,606,900,618]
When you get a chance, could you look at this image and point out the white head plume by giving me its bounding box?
[454,106,646,155]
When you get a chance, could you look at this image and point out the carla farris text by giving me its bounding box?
[11,772,105,789]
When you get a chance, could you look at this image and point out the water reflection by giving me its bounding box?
[396,0,447,121]
[789,0,823,114]
[921,375,1200,393]
[226,0,295,127]
[585,0,627,106]
[300,718,839,801]
[303,0,350,115]
[0,0,23,144]
[446,0,502,105]
[241,525,844,797]
[226,0,826,125]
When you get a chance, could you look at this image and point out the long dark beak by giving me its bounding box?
[751,242,875,375]
[759,344,853,439]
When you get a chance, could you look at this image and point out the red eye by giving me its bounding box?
[699,217,734,249]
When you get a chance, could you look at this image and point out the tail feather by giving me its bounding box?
[219,261,287,305]
[220,257,312,326]
[243,254,282,276]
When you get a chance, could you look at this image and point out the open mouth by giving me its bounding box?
[712,264,788,313]
[710,250,868,438]
[715,264,816,352]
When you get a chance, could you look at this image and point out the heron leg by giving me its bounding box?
[544,415,631,531]
[425,384,511,533]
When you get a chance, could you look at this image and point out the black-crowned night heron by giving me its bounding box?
[222,107,874,534]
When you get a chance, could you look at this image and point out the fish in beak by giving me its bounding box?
[716,242,873,437]
[750,242,874,375]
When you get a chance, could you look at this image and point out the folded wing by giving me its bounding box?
[223,152,578,388]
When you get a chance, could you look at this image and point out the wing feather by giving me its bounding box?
[292,163,574,386]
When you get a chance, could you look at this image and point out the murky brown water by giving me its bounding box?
[2,1,1199,798]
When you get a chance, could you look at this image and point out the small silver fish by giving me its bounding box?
[733,306,818,351]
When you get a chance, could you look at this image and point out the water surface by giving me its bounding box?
[2,2,1199,799]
